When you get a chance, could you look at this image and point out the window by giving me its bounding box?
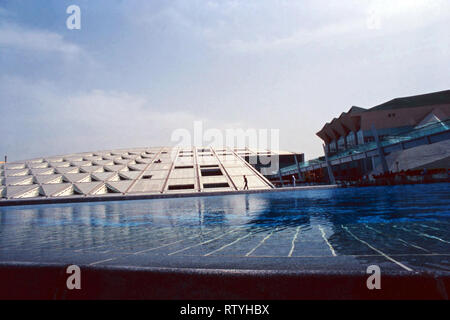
[357,130,364,145]
[329,141,337,152]
[346,132,356,147]
[201,168,223,176]
[168,184,195,190]
[175,165,194,169]
[337,136,346,150]
[142,174,152,179]
[203,182,229,188]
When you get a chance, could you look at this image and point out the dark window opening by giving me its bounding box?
[142,174,152,179]
[201,168,223,176]
[203,182,229,188]
[168,184,195,190]
[175,165,194,169]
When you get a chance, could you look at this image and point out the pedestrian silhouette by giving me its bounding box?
[243,175,248,190]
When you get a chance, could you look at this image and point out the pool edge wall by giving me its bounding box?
[0,263,448,300]
[0,185,337,207]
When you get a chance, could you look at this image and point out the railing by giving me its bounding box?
[381,119,450,147]
[281,118,450,174]
[280,158,325,173]
[327,119,450,161]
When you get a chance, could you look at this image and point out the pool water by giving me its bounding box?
[0,183,449,273]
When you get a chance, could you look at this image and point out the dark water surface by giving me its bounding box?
[1,183,449,273]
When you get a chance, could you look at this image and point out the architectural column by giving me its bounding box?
[294,155,304,182]
[323,144,336,185]
[355,131,360,145]
[278,169,284,187]
[371,124,389,173]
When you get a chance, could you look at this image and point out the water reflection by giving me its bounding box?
[0,183,448,259]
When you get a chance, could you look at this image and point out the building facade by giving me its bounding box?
[0,147,303,205]
[316,90,450,155]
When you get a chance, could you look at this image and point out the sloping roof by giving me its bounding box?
[0,146,276,204]
[348,106,366,113]
[369,90,450,112]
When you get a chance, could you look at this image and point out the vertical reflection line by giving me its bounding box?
[288,226,301,257]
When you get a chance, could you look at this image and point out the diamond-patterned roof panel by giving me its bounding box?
[30,168,54,176]
[0,146,274,204]
[104,165,128,172]
[119,171,142,180]
[91,172,117,181]
[40,183,72,197]
[74,182,103,195]
[34,175,64,185]
[56,167,80,174]
[6,185,40,199]
[63,173,91,183]
[106,181,134,193]
[79,166,104,173]
[6,169,30,177]
[5,176,34,186]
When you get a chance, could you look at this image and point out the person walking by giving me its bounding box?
[292,175,296,187]
[243,175,248,190]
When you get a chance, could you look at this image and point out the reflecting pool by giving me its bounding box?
[0,183,449,273]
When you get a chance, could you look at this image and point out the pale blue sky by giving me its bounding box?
[1,0,450,161]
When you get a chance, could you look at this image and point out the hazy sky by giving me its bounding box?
[1,0,449,161]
